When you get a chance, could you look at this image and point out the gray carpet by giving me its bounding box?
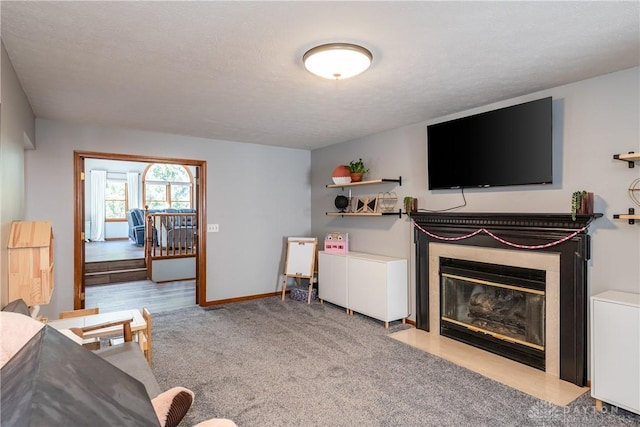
[151,297,640,426]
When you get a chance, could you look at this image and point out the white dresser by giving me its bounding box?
[318,251,408,328]
[590,290,640,415]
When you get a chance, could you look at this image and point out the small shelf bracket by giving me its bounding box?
[613,208,636,224]
[613,152,637,168]
[382,176,402,186]
[382,209,403,218]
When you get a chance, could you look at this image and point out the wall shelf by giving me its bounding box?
[613,151,639,223]
[326,210,403,218]
[613,208,638,224]
[326,176,402,189]
[326,175,403,219]
[613,152,640,168]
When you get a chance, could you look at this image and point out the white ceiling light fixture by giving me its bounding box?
[303,43,373,80]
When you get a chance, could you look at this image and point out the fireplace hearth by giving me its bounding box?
[412,212,601,386]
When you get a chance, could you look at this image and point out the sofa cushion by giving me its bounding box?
[178,209,197,227]
[130,208,145,227]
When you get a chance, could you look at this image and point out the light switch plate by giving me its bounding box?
[207,224,219,233]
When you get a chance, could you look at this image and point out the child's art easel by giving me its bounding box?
[281,237,317,304]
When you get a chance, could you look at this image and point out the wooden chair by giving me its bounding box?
[69,318,134,344]
[141,308,152,365]
[59,307,99,319]
[59,307,101,349]
[108,308,152,365]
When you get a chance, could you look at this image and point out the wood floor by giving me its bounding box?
[85,239,144,262]
[85,279,196,313]
[84,239,196,313]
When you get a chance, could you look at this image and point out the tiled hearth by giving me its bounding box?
[389,328,588,406]
[428,243,560,376]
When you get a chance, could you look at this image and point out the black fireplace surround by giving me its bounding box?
[412,212,601,386]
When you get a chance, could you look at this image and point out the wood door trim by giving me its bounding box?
[73,154,84,309]
[73,150,207,309]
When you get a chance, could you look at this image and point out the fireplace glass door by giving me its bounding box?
[440,258,546,370]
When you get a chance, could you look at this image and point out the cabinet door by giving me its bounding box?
[318,252,347,308]
[348,257,386,319]
[592,299,640,412]
[385,259,409,320]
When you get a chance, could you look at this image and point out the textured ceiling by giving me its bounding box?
[1,1,638,150]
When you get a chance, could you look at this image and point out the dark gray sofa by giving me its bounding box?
[128,208,196,247]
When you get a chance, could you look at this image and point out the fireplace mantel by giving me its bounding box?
[412,212,602,386]
[411,212,601,231]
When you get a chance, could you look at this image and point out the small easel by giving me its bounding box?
[281,237,317,304]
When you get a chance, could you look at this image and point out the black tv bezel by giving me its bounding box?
[427,97,553,190]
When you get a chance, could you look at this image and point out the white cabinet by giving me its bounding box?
[348,256,388,318]
[318,251,348,310]
[318,251,408,328]
[591,290,640,415]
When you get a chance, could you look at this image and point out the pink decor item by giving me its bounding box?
[324,232,348,253]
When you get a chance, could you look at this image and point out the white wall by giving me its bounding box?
[311,124,426,318]
[25,120,311,317]
[0,42,35,307]
[311,67,640,321]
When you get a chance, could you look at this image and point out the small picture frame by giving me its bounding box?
[355,196,378,213]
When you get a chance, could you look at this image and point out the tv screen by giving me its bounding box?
[427,97,552,190]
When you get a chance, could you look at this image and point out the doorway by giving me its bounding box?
[73,151,207,310]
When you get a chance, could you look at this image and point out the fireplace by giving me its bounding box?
[412,212,601,386]
[439,258,546,370]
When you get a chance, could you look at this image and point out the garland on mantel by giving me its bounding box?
[411,219,588,250]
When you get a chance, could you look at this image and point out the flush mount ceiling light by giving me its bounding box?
[303,43,373,80]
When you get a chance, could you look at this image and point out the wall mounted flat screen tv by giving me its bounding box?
[427,97,552,190]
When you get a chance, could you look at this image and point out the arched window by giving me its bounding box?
[142,163,193,210]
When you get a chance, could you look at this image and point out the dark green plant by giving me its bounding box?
[571,190,587,221]
[403,196,414,213]
[348,158,369,174]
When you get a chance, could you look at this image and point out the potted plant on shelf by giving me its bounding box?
[348,158,369,182]
[403,196,417,214]
[571,190,594,221]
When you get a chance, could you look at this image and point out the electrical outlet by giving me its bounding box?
[207,224,219,233]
